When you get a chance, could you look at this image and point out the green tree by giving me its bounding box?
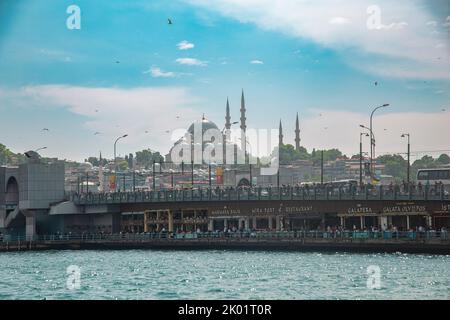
[117,160,129,171]
[86,157,99,167]
[0,143,25,165]
[378,154,407,181]
[127,153,134,169]
[436,153,450,165]
[135,149,164,169]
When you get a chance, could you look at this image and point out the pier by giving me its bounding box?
[1,231,449,254]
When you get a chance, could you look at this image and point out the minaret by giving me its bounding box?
[225,98,231,131]
[279,119,284,147]
[240,89,247,131]
[295,112,301,151]
[224,98,231,164]
[240,89,247,160]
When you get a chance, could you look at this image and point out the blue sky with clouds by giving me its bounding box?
[0,0,449,161]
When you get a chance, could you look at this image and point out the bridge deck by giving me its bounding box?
[70,186,449,205]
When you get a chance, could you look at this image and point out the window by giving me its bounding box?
[417,171,428,180]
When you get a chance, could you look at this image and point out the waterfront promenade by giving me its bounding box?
[1,231,449,254]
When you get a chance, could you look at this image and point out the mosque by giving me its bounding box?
[165,90,301,164]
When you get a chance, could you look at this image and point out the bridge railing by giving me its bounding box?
[1,230,448,243]
[69,184,450,205]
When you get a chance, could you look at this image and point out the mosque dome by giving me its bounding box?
[187,116,219,136]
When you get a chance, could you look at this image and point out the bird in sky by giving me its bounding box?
[115,61,120,64]
[442,108,446,112]
[41,128,49,132]
[95,109,99,113]
[375,81,378,86]
[168,18,173,25]
[94,132,101,135]
[176,116,180,119]
[165,130,170,133]
[145,130,149,134]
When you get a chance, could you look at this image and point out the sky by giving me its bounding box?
[0,0,449,162]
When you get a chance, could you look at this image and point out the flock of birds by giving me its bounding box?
[40,18,448,139]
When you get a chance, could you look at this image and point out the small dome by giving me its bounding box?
[80,162,94,171]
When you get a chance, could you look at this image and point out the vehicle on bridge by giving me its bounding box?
[417,168,450,192]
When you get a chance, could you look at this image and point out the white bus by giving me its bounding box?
[416,168,450,190]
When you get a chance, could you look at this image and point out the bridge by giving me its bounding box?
[60,186,450,238]
[2,158,450,242]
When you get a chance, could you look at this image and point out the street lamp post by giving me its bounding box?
[320,150,324,185]
[34,147,47,153]
[401,133,410,184]
[114,134,128,191]
[369,104,389,179]
[360,132,369,186]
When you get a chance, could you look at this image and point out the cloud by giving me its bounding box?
[187,0,450,79]
[177,40,195,50]
[143,66,175,78]
[38,48,73,62]
[329,17,351,25]
[175,58,207,66]
[250,60,264,64]
[0,85,201,161]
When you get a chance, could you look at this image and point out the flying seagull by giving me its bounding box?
[168,18,173,25]
[41,128,49,132]
[94,132,101,135]
[165,130,170,133]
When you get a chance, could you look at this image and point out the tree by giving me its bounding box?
[0,143,25,165]
[436,153,450,165]
[127,153,134,169]
[86,157,99,167]
[135,149,164,168]
[117,160,129,171]
[378,154,407,181]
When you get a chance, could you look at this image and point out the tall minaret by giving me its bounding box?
[224,98,231,164]
[240,89,247,159]
[295,112,301,151]
[225,98,231,131]
[279,119,284,147]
